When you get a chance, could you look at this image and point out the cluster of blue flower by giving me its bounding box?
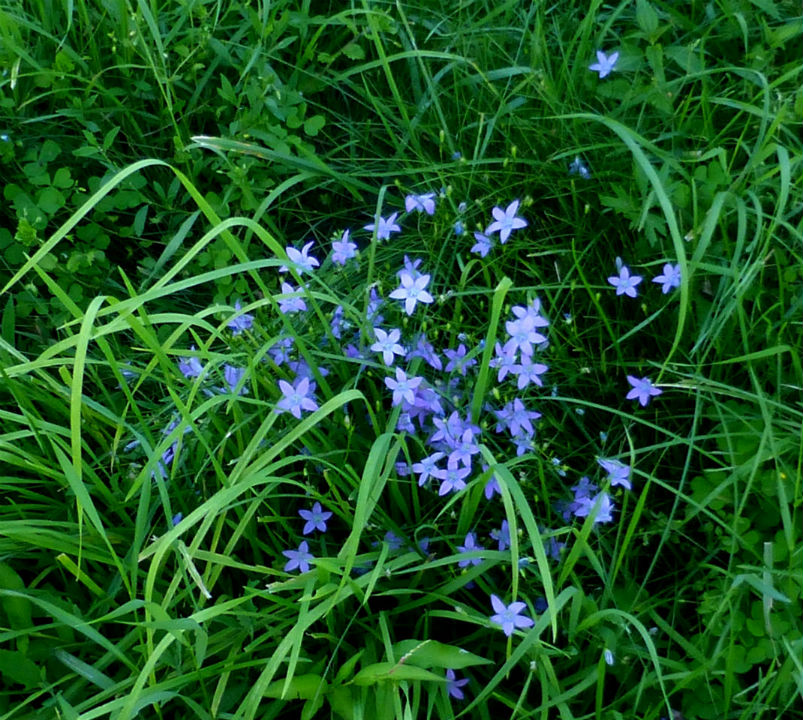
[151,159,678,697]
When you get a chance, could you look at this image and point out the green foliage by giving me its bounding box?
[0,0,801,719]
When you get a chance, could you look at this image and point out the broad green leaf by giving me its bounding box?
[263,673,327,699]
[391,639,493,670]
[352,662,445,685]
[0,650,39,689]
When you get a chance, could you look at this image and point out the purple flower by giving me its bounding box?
[448,428,480,468]
[471,230,494,257]
[489,594,534,636]
[371,328,405,366]
[178,346,204,378]
[597,458,632,490]
[453,220,465,236]
[486,200,527,244]
[278,282,307,313]
[389,269,434,316]
[299,501,333,535]
[382,531,404,551]
[433,462,471,495]
[484,475,501,500]
[412,452,445,486]
[366,287,384,324]
[445,669,469,700]
[282,541,314,572]
[280,241,319,275]
[489,342,518,382]
[276,377,319,418]
[572,491,615,523]
[510,357,548,389]
[504,315,547,357]
[571,476,598,501]
[406,333,442,371]
[364,212,401,241]
[608,264,643,298]
[331,230,357,266]
[269,337,295,365]
[490,520,510,551]
[227,300,254,335]
[457,532,484,567]
[589,50,619,79]
[444,344,476,375]
[626,375,662,406]
[568,156,591,179]
[405,193,436,215]
[652,263,681,293]
[223,364,249,395]
[496,398,541,437]
[385,368,423,406]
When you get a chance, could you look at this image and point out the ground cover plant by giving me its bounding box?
[0,0,802,719]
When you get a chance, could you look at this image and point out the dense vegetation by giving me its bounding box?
[1,1,801,718]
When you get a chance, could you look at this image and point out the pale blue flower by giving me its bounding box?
[589,50,619,79]
[597,458,632,490]
[388,269,434,316]
[227,300,254,335]
[487,200,527,243]
[405,193,436,215]
[364,212,401,241]
[278,282,307,313]
[652,263,681,293]
[371,327,405,366]
[457,532,484,567]
[445,669,469,700]
[282,541,314,572]
[331,230,357,265]
[471,230,494,257]
[178,346,204,378]
[489,595,534,636]
[626,376,662,406]
[299,501,333,535]
[276,377,318,418]
[608,264,643,298]
[280,241,319,274]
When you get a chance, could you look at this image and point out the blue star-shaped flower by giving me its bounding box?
[626,375,662,407]
[364,212,401,241]
[608,264,643,298]
[652,263,681,294]
[486,200,527,244]
[589,50,619,79]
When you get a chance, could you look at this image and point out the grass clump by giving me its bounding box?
[0,1,801,719]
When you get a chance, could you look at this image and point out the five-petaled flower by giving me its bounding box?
[652,263,681,294]
[626,375,662,406]
[598,458,632,490]
[331,230,357,266]
[589,50,619,79]
[389,269,434,316]
[178,346,204,378]
[608,265,643,298]
[371,328,406,366]
[445,669,469,700]
[227,300,254,335]
[299,501,333,535]
[405,193,436,215]
[364,212,401,241]
[489,594,534,636]
[487,200,528,244]
[280,241,320,275]
[282,541,314,573]
[276,377,319,418]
